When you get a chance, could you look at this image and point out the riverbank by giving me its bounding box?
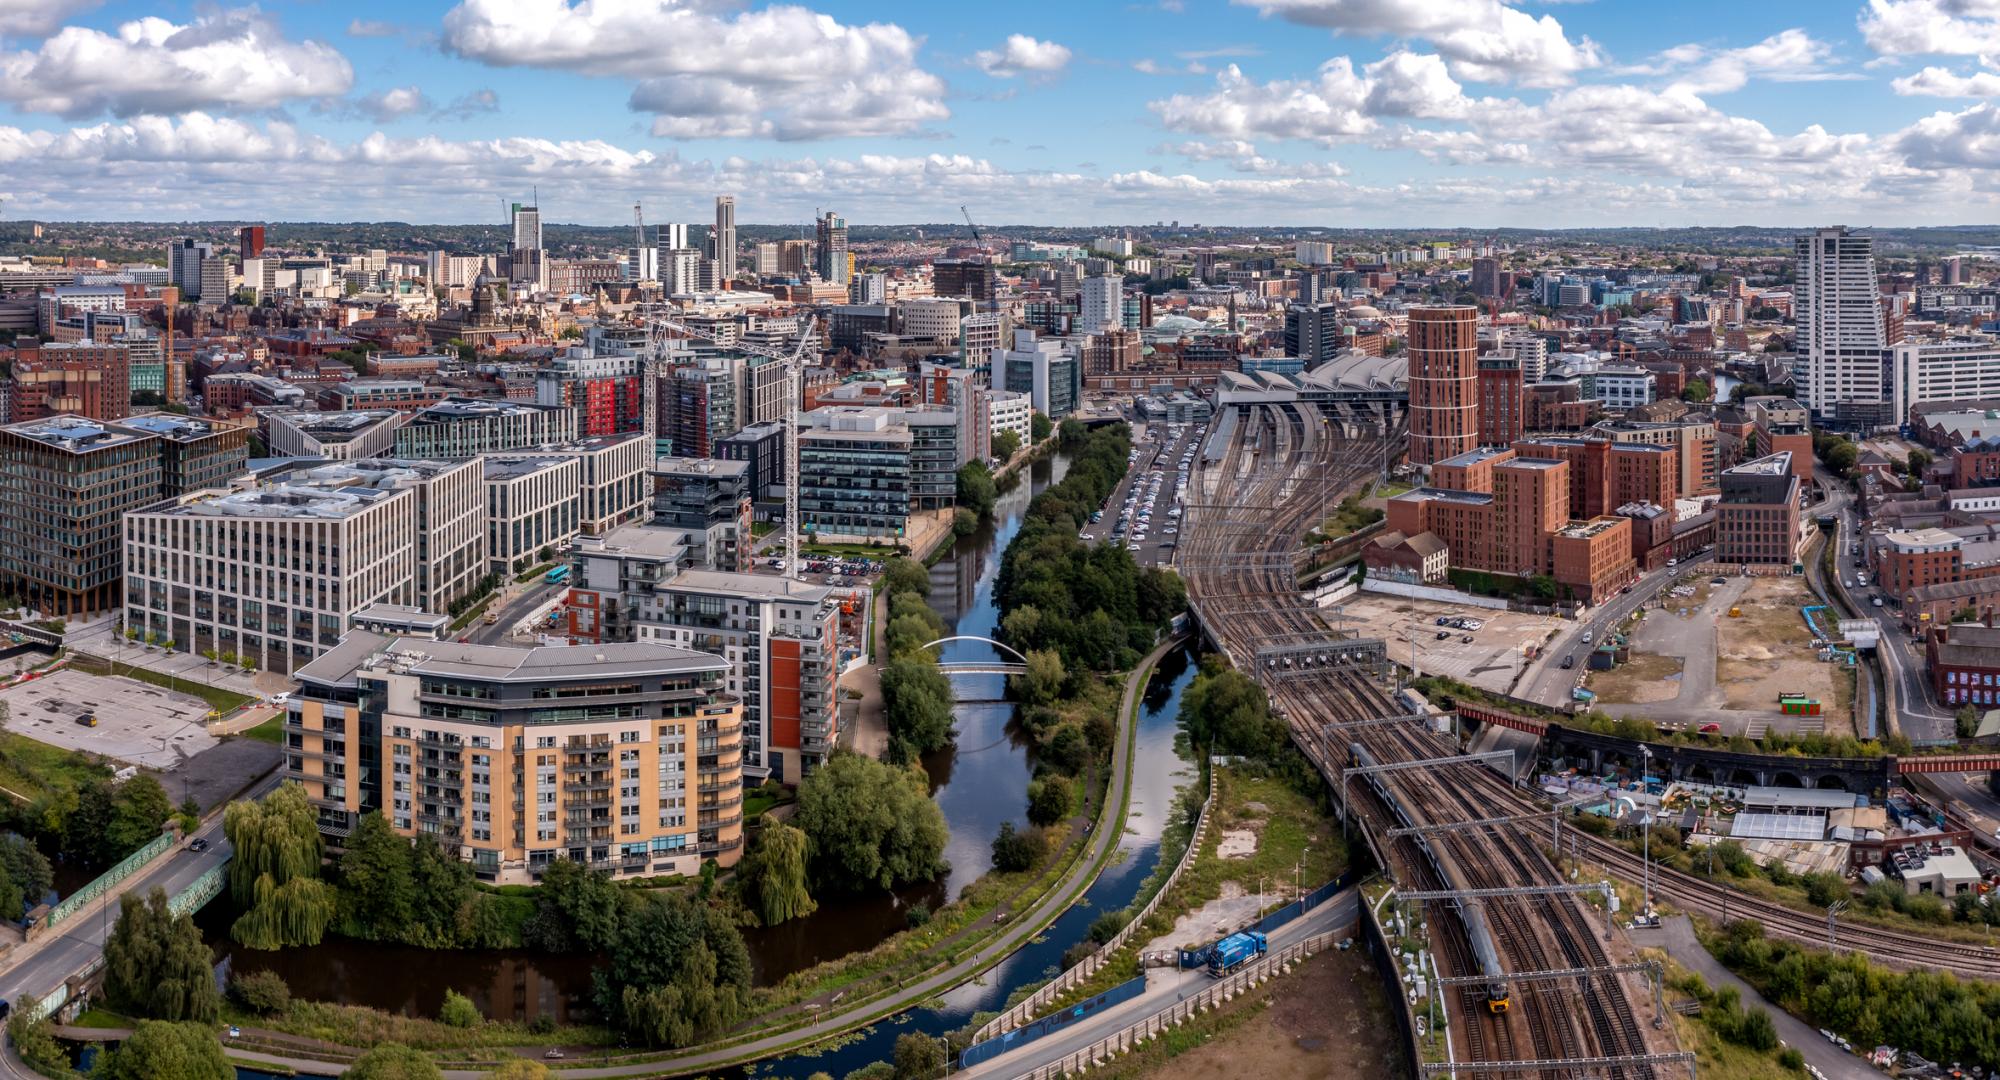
[203,635,1188,1080]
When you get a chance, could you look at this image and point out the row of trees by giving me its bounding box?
[995,422,1186,673]
[1714,917,2000,1067]
[16,768,180,876]
[879,557,957,763]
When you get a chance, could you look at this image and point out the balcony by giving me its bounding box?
[697,812,742,830]
[562,756,611,773]
[563,776,614,793]
[696,835,744,857]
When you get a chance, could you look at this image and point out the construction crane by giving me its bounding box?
[960,205,981,244]
[639,307,819,579]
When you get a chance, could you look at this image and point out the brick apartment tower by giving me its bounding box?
[1408,306,1479,465]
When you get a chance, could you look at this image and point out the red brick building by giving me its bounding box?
[1407,306,1479,464]
[1477,356,1523,447]
[8,342,131,422]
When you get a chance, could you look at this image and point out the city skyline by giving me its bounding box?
[5,1,2000,226]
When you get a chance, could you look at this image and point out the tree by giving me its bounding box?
[439,989,483,1028]
[795,753,948,892]
[1016,648,1066,706]
[893,1032,947,1080]
[1026,775,1072,827]
[103,888,221,1022]
[337,812,416,941]
[1909,448,1934,477]
[882,557,931,599]
[225,782,333,949]
[0,833,51,917]
[992,429,1022,462]
[96,1020,230,1080]
[596,893,751,1047]
[881,657,956,757]
[1178,656,1287,759]
[1042,723,1091,775]
[346,1044,443,1080]
[956,461,997,518]
[522,858,624,953]
[7,1014,72,1080]
[485,1063,551,1079]
[1680,379,1711,403]
[228,969,292,1015]
[1057,418,1087,448]
[990,821,1041,872]
[749,822,816,925]
[1030,412,1053,442]
[1958,704,1981,739]
[952,507,977,536]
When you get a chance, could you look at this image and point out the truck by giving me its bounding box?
[1205,930,1267,976]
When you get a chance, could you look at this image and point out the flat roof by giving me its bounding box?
[273,409,400,432]
[666,569,835,602]
[1741,785,1861,810]
[352,604,449,630]
[482,455,574,480]
[1725,451,1793,476]
[1391,487,1495,506]
[411,398,559,420]
[3,415,150,452]
[580,524,696,558]
[119,413,231,441]
[374,636,726,682]
[652,456,750,478]
[1435,446,1510,468]
[1498,456,1565,471]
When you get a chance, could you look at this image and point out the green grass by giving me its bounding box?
[743,792,792,823]
[68,1009,134,1030]
[801,542,902,559]
[242,714,285,744]
[0,729,112,804]
[71,655,254,714]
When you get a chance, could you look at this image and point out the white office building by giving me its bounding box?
[1595,367,1658,412]
[482,455,583,575]
[989,389,1032,452]
[1080,275,1123,334]
[1891,339,2000,420]
[1796,226,1888,426]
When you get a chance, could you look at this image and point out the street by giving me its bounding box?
[466,579,568,645]
[1515,561,1686,707]
[957,888,1358,1078]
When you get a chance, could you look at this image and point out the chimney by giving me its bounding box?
[1986,607,1993,629]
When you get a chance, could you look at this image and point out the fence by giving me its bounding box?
[959,977,1148,1069]
[44,830,174,929]
[970,760,1220,1044]
[1003,932,1341,1080]
[1175,874,1356,967]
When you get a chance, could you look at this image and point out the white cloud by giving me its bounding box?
[1155,138,1347,175]
[435,88,501,120]
[1893,63,2000,95]
[973,34,1071,77]
[1860,0,2000,57]
[346,19,401,38]
[1894,100,2000,166]
[441,0,948,139]
[354,85,430,122]
[0,0,100,40]
[1235,0,1602,86]
[1149,53,1475,146]
[0,8,352,119]
[1663,29,1852,95]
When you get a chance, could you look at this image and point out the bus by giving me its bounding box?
[545,565,570,585]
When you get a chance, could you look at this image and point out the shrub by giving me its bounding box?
[438,989,482,1028]
[229,969,292,1015]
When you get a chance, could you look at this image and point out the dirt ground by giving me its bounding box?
[1715,576,1844,715]
[1333,590,1563,692]
[1131,948,1404,1080]
[1589,652,1685,705]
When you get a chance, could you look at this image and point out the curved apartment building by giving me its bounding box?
[1408,306,1480,465]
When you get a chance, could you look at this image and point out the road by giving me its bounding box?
[0,797,251,1017]
[1631,916,1877,1080]
[1083,421,1202,568]
[1514,561,1685,707]
[226,637,1185,1080]
[467,579,567,645]
[956,887,1359,1079]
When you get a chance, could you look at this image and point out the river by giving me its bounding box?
[202,449,1201,1072]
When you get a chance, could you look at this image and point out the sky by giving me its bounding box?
[6,0,2000,227]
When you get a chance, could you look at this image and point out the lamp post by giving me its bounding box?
[1640,745,1653,919]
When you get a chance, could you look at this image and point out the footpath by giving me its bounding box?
[223,635,1188,1079]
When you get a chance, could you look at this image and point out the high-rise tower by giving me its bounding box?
[1794,227,1884,425]
[1407,306,1480,465]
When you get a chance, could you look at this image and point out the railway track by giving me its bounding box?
[1186,403,1672,1077]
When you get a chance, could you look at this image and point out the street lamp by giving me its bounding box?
[1295,845,1311,902]
[1639,745,1653,919]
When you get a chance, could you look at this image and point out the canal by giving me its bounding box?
[204,446,1199,1070]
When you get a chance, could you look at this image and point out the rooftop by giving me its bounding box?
[666,569,836,602]
[1391,487,1496,507]
[652,456,750,479]
[482,455,575,481]
[1557,517,1624,539]
[409,398,559,422]
[1724,451,1793,477]
[116,412,231,442]
[152,483,404,520]
[272,409,400,434]
[310,632,728,684]
[1435,446,1511,468]
[1498,456,1566,471]
[578,524,697,559]
[3,415,150,452]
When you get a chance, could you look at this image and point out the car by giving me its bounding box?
[1581,631,1593,643]
[1461,634,1474,643]
[74,713,96,727]
[1667,557,1678,568]
[188,837,210,852]
[1560,655,1575,669]
[1436,630,1452,640]
[270,692,293,705]
[1436,617,1450,626]
[1699,723,1722,734]
[1873,596,1884,607]
[1711,577,1727,585]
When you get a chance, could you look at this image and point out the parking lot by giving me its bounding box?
[0,666,219,769]
[1329,591,1567,693]
[1081,420,1205,566]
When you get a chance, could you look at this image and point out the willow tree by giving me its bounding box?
[224,782,332,948]
[755,822,815,926]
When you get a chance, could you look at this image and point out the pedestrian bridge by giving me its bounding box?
[925,635,1030,677]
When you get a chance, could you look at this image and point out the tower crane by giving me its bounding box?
[960,205,981,244]
[639,307,819,579]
